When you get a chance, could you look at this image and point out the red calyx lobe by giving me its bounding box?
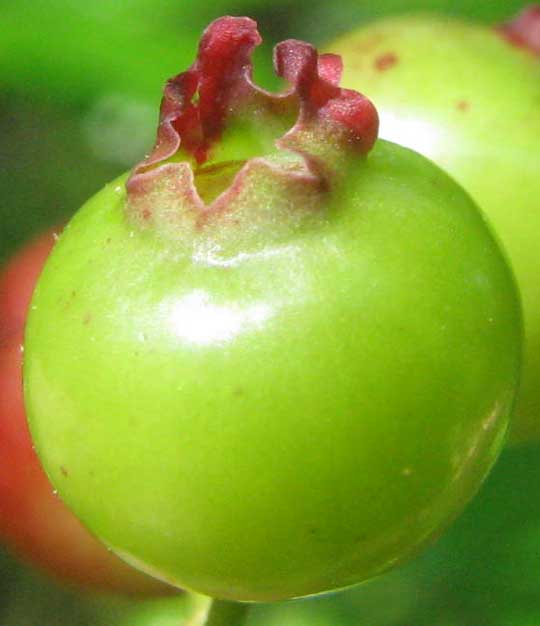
[127,16,378,222]
[151,18,262,166]
[498,5,540,56]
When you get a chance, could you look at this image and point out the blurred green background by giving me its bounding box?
[1,1,537,624]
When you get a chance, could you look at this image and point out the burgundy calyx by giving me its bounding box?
[126,16,378,221]
[497,5,540,56]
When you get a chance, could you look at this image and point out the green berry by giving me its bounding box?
[24,17,521,601]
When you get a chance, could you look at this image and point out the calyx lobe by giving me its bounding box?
[126,16,378,231]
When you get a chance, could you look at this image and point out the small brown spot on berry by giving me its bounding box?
[83,313,92,325]
[374,52,398,71]
[60,466,69,477]
[456,100,470,112]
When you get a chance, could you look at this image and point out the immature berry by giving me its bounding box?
[24,17,520,601]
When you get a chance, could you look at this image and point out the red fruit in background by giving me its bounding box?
[0,228,173,595]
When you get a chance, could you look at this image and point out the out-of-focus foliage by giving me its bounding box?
[1,0,538,624]
[1,0,529,105]
[1,0,284,105]
[0,556,200,626]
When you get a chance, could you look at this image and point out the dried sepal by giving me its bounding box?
[126,16,378,237]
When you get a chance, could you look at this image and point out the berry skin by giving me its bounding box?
[24,17,521,601]
[0,229,174,595]
[328,6,540,444]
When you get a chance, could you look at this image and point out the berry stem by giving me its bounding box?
[186,594,251,626]
[204,598,250,625]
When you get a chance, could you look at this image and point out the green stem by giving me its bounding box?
[204,598,250,626]
[186,594,251,626]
